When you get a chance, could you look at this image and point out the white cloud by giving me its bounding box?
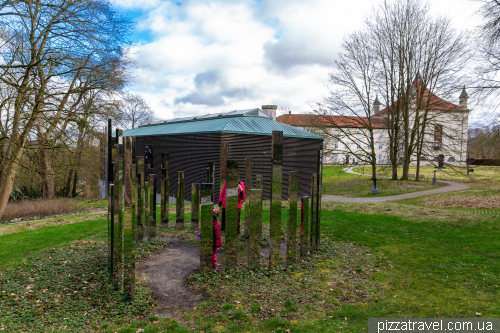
[121,0,487,122]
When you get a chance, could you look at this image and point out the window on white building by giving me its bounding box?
[335,130,339,136]
[378,155,382,163]
[357,130,361,137]
[334,154,338,163]
[357,142,360,149]
[379,132,383,138]
[346,142,350,149]
[379,142,383,149]
[346,129,350,135]
[334,141,338,149]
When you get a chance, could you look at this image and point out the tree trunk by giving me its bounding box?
[0,145,25,219]
[72,170,78,197]
[65,169,74,197]
[39,149,55,199]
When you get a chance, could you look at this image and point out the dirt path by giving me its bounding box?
[136,236,205,318]
[135,236,287,318]
[321,167,470,203]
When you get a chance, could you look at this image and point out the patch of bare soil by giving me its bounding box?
[135,235,287,319]
[424,195,500,209]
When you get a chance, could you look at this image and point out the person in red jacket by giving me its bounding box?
[218,177,245,233]
[212,206,222,271]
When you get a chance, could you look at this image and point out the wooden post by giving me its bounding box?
[249,188,262,270]
[225,160,239,270]
[244,157,253,238]
[108,183,114,282]
[316,149,323,247]
[256,175,263,193]
[161,153,169,228]
[310,174,318,252]
[149,174,156,239]
[269,131,283,267]
[287,171,298,264]
[176,171,185,230]
[136,157,144,243]
[300,196,310,257]
[200,183,213,273]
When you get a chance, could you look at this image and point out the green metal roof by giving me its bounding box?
[120,116,323,139]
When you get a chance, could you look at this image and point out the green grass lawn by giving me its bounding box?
[323,166,439,197]
[1,192,499,332]
[353,165,500,182]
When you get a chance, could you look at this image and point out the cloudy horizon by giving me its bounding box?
[113,0,486,124]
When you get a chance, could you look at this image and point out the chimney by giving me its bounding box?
[459,86,468,110]
[288,111,291,117]
[262,105,277,121]
[373,95,381,114]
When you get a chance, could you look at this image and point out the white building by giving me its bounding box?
[277,83,469,165]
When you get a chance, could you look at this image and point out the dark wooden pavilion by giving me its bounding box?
[121,108,324,200]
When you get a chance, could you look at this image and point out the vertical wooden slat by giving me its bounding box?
[136,157,144,243]
[149,174,156,239]
[269,131,283,268]
[144,176,149,236]
[249,188,262,270]
[225,160,239,270]
[176,171,185,230]
[300,196,310,257]
[287,171,298,264]
[310,174,318,252]
[191,183,200,230]
[256,175,263,193]
[244,157,253,238]
[161,153,169,228]
[200,183,213,273]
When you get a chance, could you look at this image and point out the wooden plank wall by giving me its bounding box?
[134,132,322,201]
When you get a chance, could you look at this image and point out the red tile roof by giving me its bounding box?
[376,87,465,116]
[276,114,387,129]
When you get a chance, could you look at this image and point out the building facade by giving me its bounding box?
[278,85,470,166]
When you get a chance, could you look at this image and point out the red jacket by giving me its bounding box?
[218,181,245,209]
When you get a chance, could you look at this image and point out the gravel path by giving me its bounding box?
[321,167,470,203]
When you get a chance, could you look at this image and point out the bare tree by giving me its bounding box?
[0,0,132,218]
[319,0,471,181]
[115,93,155,129]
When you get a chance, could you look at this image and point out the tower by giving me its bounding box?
[373,95,381,114]
[459,86,469,110]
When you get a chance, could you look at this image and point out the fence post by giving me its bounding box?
[300,196,310,257]
[206,161,215,183]
[310,174,318,252]
[225,160,239,270]
[191,183,200,230]
[249,188,262,270]
[149,174,156,239]
[200,183,213,273]
[161,153,169,228]
[176,171,185,230]
[269,131,283,268]
[287,171,298,264]
[124,137,132,207]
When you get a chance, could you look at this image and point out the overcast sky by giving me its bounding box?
[113,0,484,122]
